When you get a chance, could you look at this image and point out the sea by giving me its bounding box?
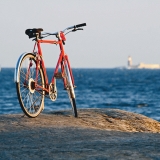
[0,68,160,121]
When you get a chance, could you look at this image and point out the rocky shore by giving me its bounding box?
[0,109,160,159]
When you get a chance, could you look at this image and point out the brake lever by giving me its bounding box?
[77,28,83,30]
[72,28,83,32]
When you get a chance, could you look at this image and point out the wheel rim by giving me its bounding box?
[18,54,44,116]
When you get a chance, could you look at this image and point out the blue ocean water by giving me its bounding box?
[0,68,160,121]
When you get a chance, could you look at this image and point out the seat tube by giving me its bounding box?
[51,40,64,84]
[36,42,48,85]
[51,52,63,84]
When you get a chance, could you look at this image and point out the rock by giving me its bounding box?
[0,109,160,159]
[1,108,160,133]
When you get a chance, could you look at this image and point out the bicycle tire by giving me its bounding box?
[63,62,78,117]
[16,53,45,118]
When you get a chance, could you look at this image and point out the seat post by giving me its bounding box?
[35,33,39,41]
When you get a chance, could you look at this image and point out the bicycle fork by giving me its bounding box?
[63,60,75,99]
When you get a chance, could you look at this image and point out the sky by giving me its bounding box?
[1,0,160,68]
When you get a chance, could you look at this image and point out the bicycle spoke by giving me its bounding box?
[20,67,26,75]
[30,68,36,79]
[22,91,30,102]
[24,91,42,113]
[37,76,42,83]
[31,94,42,110]
[20,87,28,94]
[19,82,28,88]
[20,70,27,80]
[29,93,35,112]
[35,89,43,96]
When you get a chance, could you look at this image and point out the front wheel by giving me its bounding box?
[16,53,45,118]
[68,86,78,117]
[63,63,78,117]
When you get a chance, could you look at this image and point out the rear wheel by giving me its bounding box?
[16,53,45,118]
[63,62,78,117]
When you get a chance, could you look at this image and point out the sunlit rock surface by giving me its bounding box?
[0,109,160,159]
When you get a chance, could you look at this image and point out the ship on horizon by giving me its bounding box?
[128,56,160,69]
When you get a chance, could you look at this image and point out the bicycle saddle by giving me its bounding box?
[25,28,43,38]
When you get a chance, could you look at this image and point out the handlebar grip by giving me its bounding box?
[75,23,86,28]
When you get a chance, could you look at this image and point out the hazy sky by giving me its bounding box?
[1,0,160,68]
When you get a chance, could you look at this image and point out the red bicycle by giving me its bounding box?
[14,23,86,118]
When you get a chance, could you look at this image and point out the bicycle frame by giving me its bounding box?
[33,36,75,94]
[15,23,86,117]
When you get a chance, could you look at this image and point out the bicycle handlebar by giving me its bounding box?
[65,23,86,31]
[39,23,87,38]
[75,23,86,28]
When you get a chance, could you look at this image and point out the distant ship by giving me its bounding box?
[128,56,160,69]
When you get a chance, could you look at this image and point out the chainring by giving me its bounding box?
[49,83,57,101]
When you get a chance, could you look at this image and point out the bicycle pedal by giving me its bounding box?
[55,72,63,79]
